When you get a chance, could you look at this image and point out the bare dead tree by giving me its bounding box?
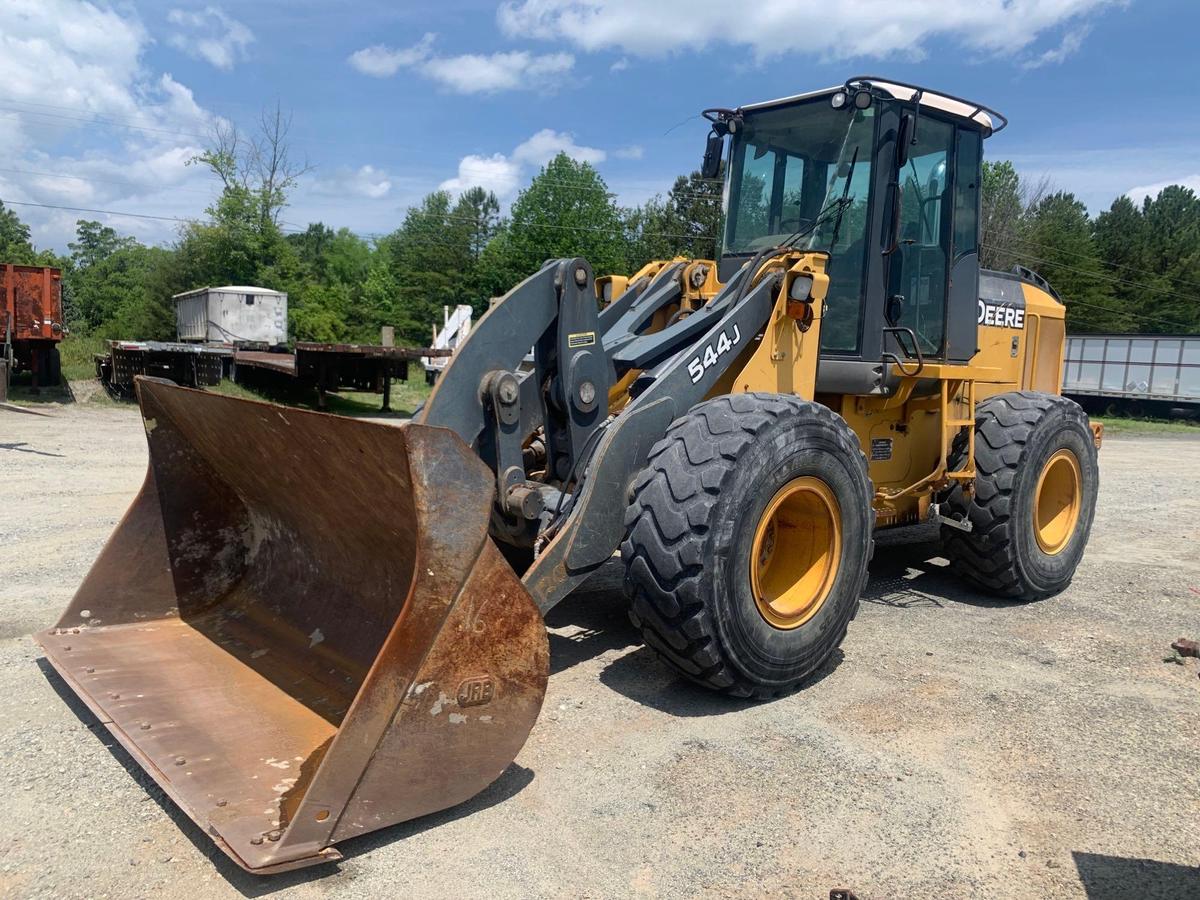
[249,101,313,228]
[190,101,312,230]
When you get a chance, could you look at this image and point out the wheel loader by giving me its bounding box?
[38,76,1100,873]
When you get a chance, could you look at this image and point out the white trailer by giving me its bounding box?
[174,285,288,347]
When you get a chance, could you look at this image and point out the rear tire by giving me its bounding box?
[942,391,1098,599]
[621,393,873,698]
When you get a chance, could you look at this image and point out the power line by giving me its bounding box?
[485,174,722,205]
[0,106,212,142]
[1064,299,1189,331]
[990,245,1200,306]
[362,208,719,243]
[0,166,217,199]
[0,197,197,224]
[0,96,216,134]
[1000,231,1200,294]
[983,242,1193,330]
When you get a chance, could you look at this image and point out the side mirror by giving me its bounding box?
[896,113,915,168]
[701,131,724,180]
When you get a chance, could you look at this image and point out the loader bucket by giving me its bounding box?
[36,378,549,874]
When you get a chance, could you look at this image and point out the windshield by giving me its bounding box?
[723,98,876,353]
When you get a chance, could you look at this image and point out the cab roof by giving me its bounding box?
[741,75,1007,136]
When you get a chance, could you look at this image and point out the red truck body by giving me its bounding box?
[2,264,64,390]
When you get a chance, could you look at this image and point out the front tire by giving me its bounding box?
[942,391,1098,599]
[621,393,873,698]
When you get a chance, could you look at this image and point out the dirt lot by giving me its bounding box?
[2,400,1198,899]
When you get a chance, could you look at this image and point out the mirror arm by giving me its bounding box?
[882,179,902,256]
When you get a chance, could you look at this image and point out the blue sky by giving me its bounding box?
[2,0,1196,251]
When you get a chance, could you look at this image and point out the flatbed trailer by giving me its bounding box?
[233,342,450,410]
[96,341,233,398]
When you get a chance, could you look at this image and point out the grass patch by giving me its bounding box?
[210,377,430,418]
[59,333,107,383]
[1093,415,1200,435]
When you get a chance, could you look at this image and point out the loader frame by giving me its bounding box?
[38,75,1084,877]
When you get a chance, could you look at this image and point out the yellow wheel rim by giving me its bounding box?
[1034,448,1082,555]
[750,476,842,630]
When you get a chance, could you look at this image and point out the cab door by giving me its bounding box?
[886,115,956,358]
[885,115,983,363]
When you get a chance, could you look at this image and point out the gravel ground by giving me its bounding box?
[1,399,1198,899]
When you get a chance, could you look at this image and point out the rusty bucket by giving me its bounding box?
[37,378,548,873]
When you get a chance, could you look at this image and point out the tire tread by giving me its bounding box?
[621,392,872,698]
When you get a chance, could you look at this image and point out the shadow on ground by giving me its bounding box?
[4,379,75,405]
[1072,851,1200,899]
[0,441,64,457]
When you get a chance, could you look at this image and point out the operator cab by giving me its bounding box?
[704,77,1006,378]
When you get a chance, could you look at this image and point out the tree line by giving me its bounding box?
[1,122,1196,344]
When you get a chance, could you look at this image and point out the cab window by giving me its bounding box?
[889,115,955,355]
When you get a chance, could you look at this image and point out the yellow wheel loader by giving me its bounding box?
[38,76,1100,873]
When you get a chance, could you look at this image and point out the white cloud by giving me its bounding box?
[347,33,574,94]
[1126,175,1200,205]
[310,164,395,200]
[0,0,148,127]
[347,33,436,77]
[613,144,643,160]
[0,1,223,249]
[440,154,523,198]
[167,7,255,71]
[1006,144,1200,214]
[610,57,629,72]
[440,129,606,198]
[497,0,1122,64]
[512,129,605,166]
[1022,25,1091,68]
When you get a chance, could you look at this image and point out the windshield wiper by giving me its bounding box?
[781,191,853,250]
[828,145,859,249]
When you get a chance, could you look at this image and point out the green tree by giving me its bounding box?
[68,220,136,269]
[451,187,501,261]
[447,187,502,314]
[1136,185,1200,332]
[1022,192,1126,332]
[499,153,628,281]
[286,222,337,281]
[0,201,36,262]
[1092,195,1145,314]
[175,104,310,301]
[980,160,1024,270]
[378,191,475,343]
[627,171,724,268]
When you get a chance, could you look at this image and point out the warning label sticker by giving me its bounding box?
[567,331,596,348]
